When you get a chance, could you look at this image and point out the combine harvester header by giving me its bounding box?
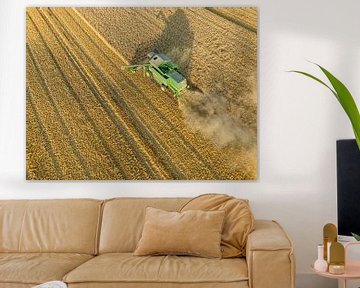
[121,51,188,98]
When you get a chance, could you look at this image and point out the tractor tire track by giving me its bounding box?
[26,38,90,179]
[26,86,62,179]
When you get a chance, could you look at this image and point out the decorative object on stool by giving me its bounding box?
[314,244,328,272]
[329,242,345,275]
[323,223,337,262]
[312,228,360,288]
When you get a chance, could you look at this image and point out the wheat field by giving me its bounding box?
[26,7,257,180]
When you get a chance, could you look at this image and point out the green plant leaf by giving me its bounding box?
[354,128,360,150]
[351,232,360,241]
[289,64,360,150]
[316,65,360,147]
[288,70,337,98]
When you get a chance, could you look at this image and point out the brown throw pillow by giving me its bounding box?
[181,194,254,258]
[134,207,225,258]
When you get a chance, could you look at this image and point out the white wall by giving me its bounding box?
[1,0,359,287]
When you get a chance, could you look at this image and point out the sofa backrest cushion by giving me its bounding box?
[181,194,254,258]
[99,198,189,253]
[0,199,102,254]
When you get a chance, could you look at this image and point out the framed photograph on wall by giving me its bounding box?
[26,7,257,180]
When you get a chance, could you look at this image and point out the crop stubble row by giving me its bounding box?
[26,86,61,179]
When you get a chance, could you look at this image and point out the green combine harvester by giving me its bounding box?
[121,51,188,98]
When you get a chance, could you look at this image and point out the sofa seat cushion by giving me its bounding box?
[0,253,93,285]
[64,253,248,284]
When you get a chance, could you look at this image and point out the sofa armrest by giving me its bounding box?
[246,220,295,288]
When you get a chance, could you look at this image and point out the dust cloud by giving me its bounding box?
[179,88,256,148]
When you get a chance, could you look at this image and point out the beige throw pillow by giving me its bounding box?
[181,194,255,258]
[134,207,225,258]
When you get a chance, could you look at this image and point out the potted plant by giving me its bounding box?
[290,63,360,240]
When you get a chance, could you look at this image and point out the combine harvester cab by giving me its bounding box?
[121,51,188,98]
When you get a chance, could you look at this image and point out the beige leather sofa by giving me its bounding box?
[0,198,295,288]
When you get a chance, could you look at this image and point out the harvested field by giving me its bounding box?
[26,7,257,180]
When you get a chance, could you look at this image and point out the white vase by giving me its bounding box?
[314,244,328,272]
